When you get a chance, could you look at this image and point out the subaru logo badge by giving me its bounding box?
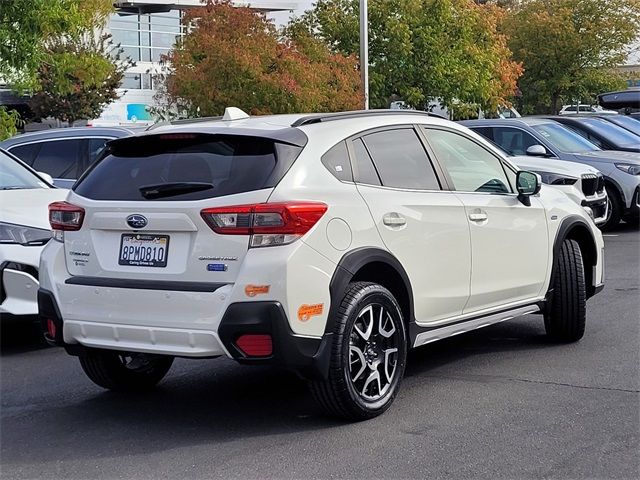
[126,214,148,229]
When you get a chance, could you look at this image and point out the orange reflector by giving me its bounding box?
[236,334,272,357]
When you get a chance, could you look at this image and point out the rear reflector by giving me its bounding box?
[49,202,85,231]
[235,334,273,357]
[46,319,57,338]
[201,202,327,247]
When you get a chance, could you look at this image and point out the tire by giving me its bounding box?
[310,282,408,420]
[79,349,174,391]
[544,239,586,342]
[601,185,622,231]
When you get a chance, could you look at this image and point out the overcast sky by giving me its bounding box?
[269,0,314,25]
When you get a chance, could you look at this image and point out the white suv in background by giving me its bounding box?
[39,109,604,420]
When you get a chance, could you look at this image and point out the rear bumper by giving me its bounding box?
[0,244,43,318]
[39,289,330,378]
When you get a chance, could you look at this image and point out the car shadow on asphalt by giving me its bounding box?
[0,318,50,355]
[1,317,562,466]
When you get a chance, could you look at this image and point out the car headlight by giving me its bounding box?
[0,222,52,246]
[615,164,640,175]
[535,171,578,186]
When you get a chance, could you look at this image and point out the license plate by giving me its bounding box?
[118,234,170,267]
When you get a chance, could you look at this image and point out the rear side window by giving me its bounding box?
[321,141,353,182]
[74,134,302,201]
[362,129,440,190]
[87,138,111,167]
[351,138,381,186]
[8,143,40,166]
[31,139,82,178]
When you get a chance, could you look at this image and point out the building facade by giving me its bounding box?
[94,1,297,126]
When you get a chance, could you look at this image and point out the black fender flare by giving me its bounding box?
[325,247,416,336]
[550,215,599,299]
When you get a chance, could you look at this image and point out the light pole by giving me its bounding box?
[359,0,369,110]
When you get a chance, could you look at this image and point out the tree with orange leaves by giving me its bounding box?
[157,0,362,117]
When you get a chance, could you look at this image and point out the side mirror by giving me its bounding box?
[526,144,548,157]
[37,171,54,185]
[516,170,541,206]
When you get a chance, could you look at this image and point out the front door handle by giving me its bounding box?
[468,212,488,222]
[383,213,407,226]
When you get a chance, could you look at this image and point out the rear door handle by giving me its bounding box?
[468,212,488,222]
[383,213,407,226]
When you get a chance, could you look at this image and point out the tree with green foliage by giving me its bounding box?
[159,0,362,117]
[290,0,522,114]
[503,0,639,113]
[29,34,133,124]
[0,108,21,141]
[0,0,114,89]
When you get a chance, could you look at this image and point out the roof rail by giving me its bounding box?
[291,109,447,127]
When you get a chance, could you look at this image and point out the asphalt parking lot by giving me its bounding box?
[1,225,638,480]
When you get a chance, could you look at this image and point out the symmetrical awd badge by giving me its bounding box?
[126,214,148,229]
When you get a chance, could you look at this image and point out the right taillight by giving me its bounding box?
[49,202,85,235]
[201,202,328,248]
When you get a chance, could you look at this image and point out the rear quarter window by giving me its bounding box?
[73,134,302,201]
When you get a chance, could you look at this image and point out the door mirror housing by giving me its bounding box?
[37,171,54,185]
[516,171,541,206]
[526,145,548,157]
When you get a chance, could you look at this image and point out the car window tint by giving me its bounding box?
[470,127,494,142]
[88,138,111,167]
[8,143,40,166]
[490,127,539,156]
[31,139,82,178]
[74,134,302,201]
[351,138,381,185]
[425,129,512,194]
[321,141,353,182]
[362,129,440,190]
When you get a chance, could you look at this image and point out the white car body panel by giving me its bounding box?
[0,188,67,317]
[38,111,605,361]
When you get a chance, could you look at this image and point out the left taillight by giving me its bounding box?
[201,202,328,248]
[49,202,85,232]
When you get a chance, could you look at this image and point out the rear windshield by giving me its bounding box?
[73,134,302,201]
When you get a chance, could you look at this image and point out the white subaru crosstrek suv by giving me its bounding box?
[39,109,604,420]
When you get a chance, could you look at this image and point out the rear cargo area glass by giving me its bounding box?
[73,134,301,201]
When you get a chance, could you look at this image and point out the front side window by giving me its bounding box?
[361,128,440,190]
[490,127,539,156]
[424,129,512,194]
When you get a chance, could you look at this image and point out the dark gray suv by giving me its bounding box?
[0,127,135,188]
[462,118,640,230]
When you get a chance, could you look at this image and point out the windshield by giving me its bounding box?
[575,118,640,146]
[599,116,640,137]
[0,150,49,190]
[530,123,600,153]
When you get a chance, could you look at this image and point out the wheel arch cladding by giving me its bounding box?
[554,216,598,298]
[328,248,414,337]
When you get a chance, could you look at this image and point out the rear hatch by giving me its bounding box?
[63,132,303,284]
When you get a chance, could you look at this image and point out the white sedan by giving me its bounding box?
[0,149,67,319]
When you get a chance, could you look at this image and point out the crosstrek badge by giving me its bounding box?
[298,304,324,322]
[245,285,270,297]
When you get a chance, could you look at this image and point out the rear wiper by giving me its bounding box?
[139,182,214,199]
